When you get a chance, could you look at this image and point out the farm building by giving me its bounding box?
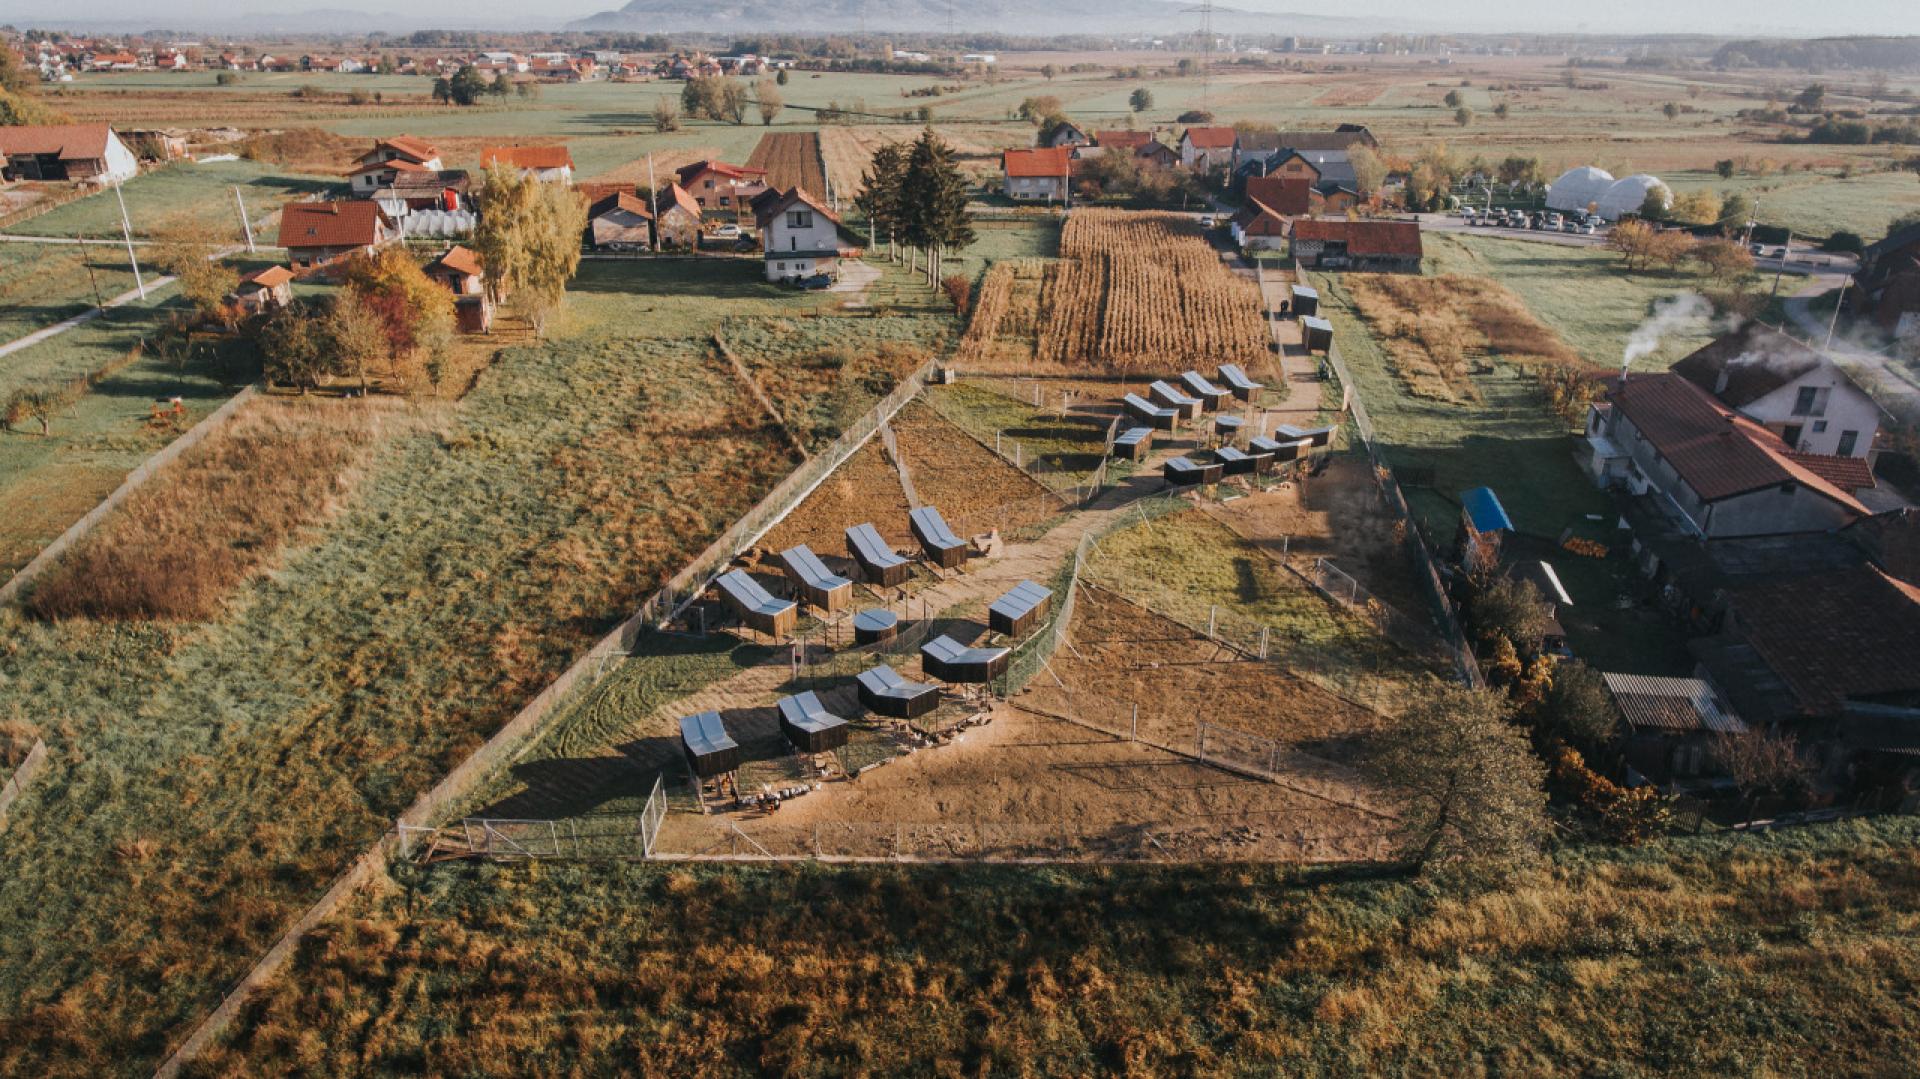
[1179,125,1237,170]
[1094,129,1178,167]
[230,265,294,313]
[1583,373,1871,541]
[1289,218,1423,272]
[479,145,573,184]
[1671,323,1883,461]
[675,159,769,213]
[276,200,396,268]
[1545,166,1615,214]
[1229,199,1291,252]
[1001,147,1072,202]
[1603,673,1747,788]
[585,191,654,250]
[756,186,855,282]
[653,183,704,249]
[1244,174,1312,217]
[0,123,138,184]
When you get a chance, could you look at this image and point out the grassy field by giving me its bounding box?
[1312,270,1690,675]
[1664,167,1920,243]
[4,160,331,240]
[189,817,1920,1075]
[0,243,143,345]
[0,258,952,1076]
[1421,232,1721,372]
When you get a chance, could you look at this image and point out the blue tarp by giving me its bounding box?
[1460,487,1514,534]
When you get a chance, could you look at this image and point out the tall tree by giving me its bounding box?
[754,78,783,125]
[472,163,586,336]
[854,142,909,259]
[1363,682,1549,873]
[898,128,974,286]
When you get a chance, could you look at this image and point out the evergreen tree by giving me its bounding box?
[898,128,974,285]
[854,142,908,259]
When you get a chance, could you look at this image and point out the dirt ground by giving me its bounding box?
[758,436,911,559]
[889,402,1063,540]
[1205,454,1432,619]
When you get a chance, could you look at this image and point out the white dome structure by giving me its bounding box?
[1596,174,1671,221]
[1546,166,1615,214]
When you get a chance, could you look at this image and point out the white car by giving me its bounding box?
[710,224,743,239]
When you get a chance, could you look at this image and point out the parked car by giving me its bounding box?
[795,272,836,290]
[710,223,744,239]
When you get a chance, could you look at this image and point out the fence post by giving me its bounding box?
[1207,605,1216,639]
[1130,702,1138,741]
[1258,625,1269,660]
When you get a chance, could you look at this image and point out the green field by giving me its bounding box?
[3,160,330,240]
[1664,167,1920,244]
[0,259,953,1077]
[0,243,144,346]
[189,817,1920,1076]
[1421,232,1721,372]
[1311,270,1691,674]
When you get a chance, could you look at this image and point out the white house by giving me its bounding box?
[1671,323,1884,461]
[1001,147,1072,203]
[756,187,851,282]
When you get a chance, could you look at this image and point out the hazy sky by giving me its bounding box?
[3,0,1916,36]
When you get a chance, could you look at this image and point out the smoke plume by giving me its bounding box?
[1622,293,1713,369]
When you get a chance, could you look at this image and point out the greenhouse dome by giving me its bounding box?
[1596,174,1671,221]
[1545,166,1615,213]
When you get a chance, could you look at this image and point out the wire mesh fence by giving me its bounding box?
[0,738,48,834]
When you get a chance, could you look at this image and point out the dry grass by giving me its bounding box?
[1345,273,1600,404]
[1039,209,1269,369]
[26,397,387,622]
[954,259,1048,368]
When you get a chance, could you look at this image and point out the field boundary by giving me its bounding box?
[0,384,259,608]
[0,739,48,834]
[150,357,940,1079]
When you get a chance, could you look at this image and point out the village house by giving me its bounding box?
[757,187,854,282]
[1178,125,1236,171]
[585,191,654,251]
[276,200,396,268]
[1583,372,1872,543]
[424,245,492,333]
[1092,129,1178,168]
[653,183,704,249]
[480,145,573,184]
[1041,121,1091,149]
[1244,174,1312,216]
[674,160,770,213]
[1671,323,1884,461]
[1001,146,1072,203]
[1231,123,1378,173]
[357,135,442,172]
[0,123,139,184]
[88,51,140,72]
[368,170,471,214]
[1229,198,1291,251]
[1240,147,1361,210]
[229,265,295,314]
[1855,222,1920,340]
[1289,218,1422,272]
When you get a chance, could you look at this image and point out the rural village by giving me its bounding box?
[1,14,1919,1077]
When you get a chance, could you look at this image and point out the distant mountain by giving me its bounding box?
[568,0,1381,36]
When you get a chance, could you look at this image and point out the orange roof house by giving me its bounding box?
[275,201,395,266]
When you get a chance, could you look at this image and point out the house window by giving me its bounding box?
[787,210,813,229]
[704,179,714,189]
[1837,430,1859,456]
[1791,386,1828,416]
[1812,421,1828,433]
[777,262,786,271]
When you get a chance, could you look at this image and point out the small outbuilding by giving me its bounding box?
[680,711,741,780]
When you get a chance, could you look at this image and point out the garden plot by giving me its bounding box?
[758,437,912,559]
[888,400,1063,541]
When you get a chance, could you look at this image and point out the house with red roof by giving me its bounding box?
[1001,146,1072,203]
[1289,218,1423,272]
[1583,372,1872,541]
[425,245,492,333]
[1244,174,1312,217]
[276,201,396,268]
[653,183,705,249]
[1671,323,1884,462]
[674,160,769,213]
[1178,125,1236,170]
[1093,129,1177,168]
[480,145,573,184]
[230,265,295,313]
[1228,198,1292,252]
[756,187,857,282]
[0,123,138,184]
[585,191,654,251]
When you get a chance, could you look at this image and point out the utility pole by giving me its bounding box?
[1824,275,1846,350]
[113,179,145,300]
[1184,0,1216,111]
[233,185,256,254]
[82,242,104,311]
[647,153,659,246]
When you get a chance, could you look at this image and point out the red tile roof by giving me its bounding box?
[1788,452,1876,492]
[1002,146,1072,178]
[349,157,433,176]
[754,186,841,227]
[240,265,294,288]
[375,135,439,162]
[587,191,652,220]
[1290,218,1423,257]
[1244,175,1311,217]
[1182,125,1237,149]
[428,245,484,278]
[676,159,767,184]
[275,200,392,250]
[1094,130,1153,150]
[1609,373,1870,513]
[481,145,573,170]
[1726,565,1920,716]
[659,182,702,220]
[0,123,117,162]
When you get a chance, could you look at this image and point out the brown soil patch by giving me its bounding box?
[1203,455,1431,618]
[758,436,910,559]
[1024,584,1385,759]
[584,145,727,186]
[1345,273,1594,404]
[746,131,828,198]
[889,402,1060,540]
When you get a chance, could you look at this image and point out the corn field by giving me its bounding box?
[954,259,1047,367]
[1035,210,1270,369]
